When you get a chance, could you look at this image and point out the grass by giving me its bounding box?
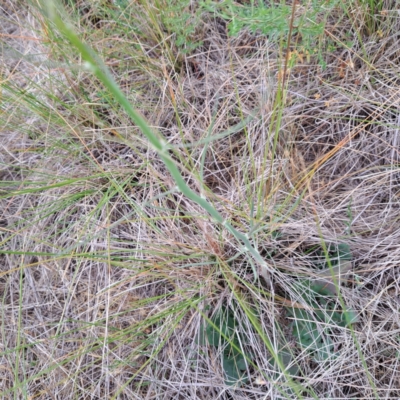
[1,0,400,398]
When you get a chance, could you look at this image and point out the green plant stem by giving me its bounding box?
[43,0,273,281]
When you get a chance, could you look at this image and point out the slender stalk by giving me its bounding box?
[43,1,273,281]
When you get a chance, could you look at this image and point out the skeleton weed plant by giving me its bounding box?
[199,243,358,387]
[285,243,358,362]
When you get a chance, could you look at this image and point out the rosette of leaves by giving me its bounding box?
[199,305,251,386]
[286,243,358,362]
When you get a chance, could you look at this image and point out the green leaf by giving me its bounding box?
[291,315,334,361]
[222,352,248,386]
[205,306,251,386]
[195,322,206,345]
[337,243,352,261]
[206,319,221,346]
[206,307,237,346]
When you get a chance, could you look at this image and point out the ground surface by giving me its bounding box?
[1,0,400,399]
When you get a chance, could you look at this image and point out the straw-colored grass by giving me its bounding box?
[1,0,400,398]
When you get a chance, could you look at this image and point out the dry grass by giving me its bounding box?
[1,0,400,398]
